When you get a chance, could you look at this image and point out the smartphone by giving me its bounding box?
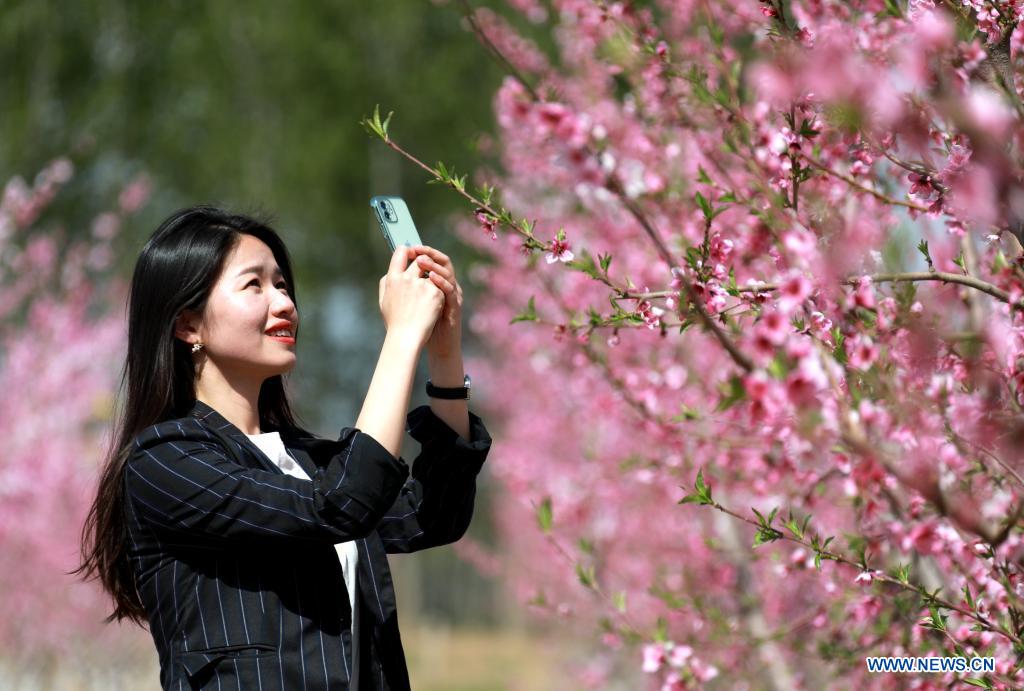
[370,196,423,253]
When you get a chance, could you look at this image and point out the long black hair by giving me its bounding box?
[75,205,306,625]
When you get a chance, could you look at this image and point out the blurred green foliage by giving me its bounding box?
[0,0,504,289]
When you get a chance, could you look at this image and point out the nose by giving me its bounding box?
[271,290,298,323]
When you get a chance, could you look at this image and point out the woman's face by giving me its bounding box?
[189,233,299,380]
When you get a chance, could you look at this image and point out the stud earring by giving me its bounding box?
[192,342,205,354]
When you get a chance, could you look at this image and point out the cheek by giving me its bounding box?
[214,294,268,336]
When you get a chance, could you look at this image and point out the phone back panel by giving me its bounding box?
[370,196,423,252]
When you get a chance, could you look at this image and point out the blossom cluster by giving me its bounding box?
[0,160,151,660]
[443,0,1024,687]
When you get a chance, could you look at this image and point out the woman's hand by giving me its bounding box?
[409,244,462,360]
[378,246,445,350]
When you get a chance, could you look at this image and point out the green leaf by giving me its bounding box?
[881,0,905,18]
[613,590,627,613]
[684,246,702,271]
[924,604,947,632]
[578,537,594,555]
[695,467,708,495]
[798,118,820,138]
[715,375,746,412]
[669,404,700,423]
[478,183,494,207]
[575,562,597,589]
[961,678,994,689]
[678,468,714,506]
[963,583,974,609]
[654,616,668,642]
[696,166,712,184]
[361,104,394,139]
[917,239,932,264]
[566,248,600,279]
[753,525,784,548]
[695,191,713,220]
[536,496,552,534]
[784,511,809,540]
[510,296,539,324]
[894,563,910,585]
[832,329,847,364]
[726,267,738,296]
[598,252,613,273]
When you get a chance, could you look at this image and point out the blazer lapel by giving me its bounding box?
[187,399,282,474]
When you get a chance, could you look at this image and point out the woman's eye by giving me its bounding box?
[246,279,260,289]
[277,282,290,293]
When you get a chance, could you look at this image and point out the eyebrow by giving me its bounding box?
[235,264,285,279]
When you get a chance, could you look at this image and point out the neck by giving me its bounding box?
[195,366,265,435]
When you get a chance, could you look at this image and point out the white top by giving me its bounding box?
[244,431,360,644]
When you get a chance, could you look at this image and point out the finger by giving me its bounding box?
[389,245,413,275]
[410,245,451,266]
[415,255,453,283]
[431,273,454,295]
[404,257,429,278]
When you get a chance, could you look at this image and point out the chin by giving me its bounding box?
[257,356,297,379]
[275,358,298,375]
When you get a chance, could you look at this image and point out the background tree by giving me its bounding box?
[368,0,1024,687]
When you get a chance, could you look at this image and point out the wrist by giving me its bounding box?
[385,327,428,352]
[427,348,463,365]
[427,354,465,387]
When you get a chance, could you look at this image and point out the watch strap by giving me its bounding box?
[426,374,471,400]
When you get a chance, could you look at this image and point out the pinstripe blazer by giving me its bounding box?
[123,398,492,690]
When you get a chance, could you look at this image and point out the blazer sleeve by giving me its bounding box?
[375,404,493,553]
[124,417,409,544]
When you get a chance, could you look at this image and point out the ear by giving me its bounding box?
[174,308,203,346]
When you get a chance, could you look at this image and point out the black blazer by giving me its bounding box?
[123,398,492,690]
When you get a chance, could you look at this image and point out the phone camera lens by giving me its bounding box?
[380,200,398,223]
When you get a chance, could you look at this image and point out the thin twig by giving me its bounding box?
[800,154,930,211]
[622,271,1011,304]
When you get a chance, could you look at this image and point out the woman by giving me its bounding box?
[76,206,493,690]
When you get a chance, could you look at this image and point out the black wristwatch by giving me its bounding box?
[426,374,471,400]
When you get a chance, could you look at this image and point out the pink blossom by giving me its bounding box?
[117,173,152,214]
[545,236,574,263]
[902,520,942,555]
[474,208,498,240]
[667,643,693,667]
[446,2,1024,685]
[642,643,665,673]
[852,277,876,310]
[965,86,1015,138]
[777,271,812,314]
[847,334,879,369]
